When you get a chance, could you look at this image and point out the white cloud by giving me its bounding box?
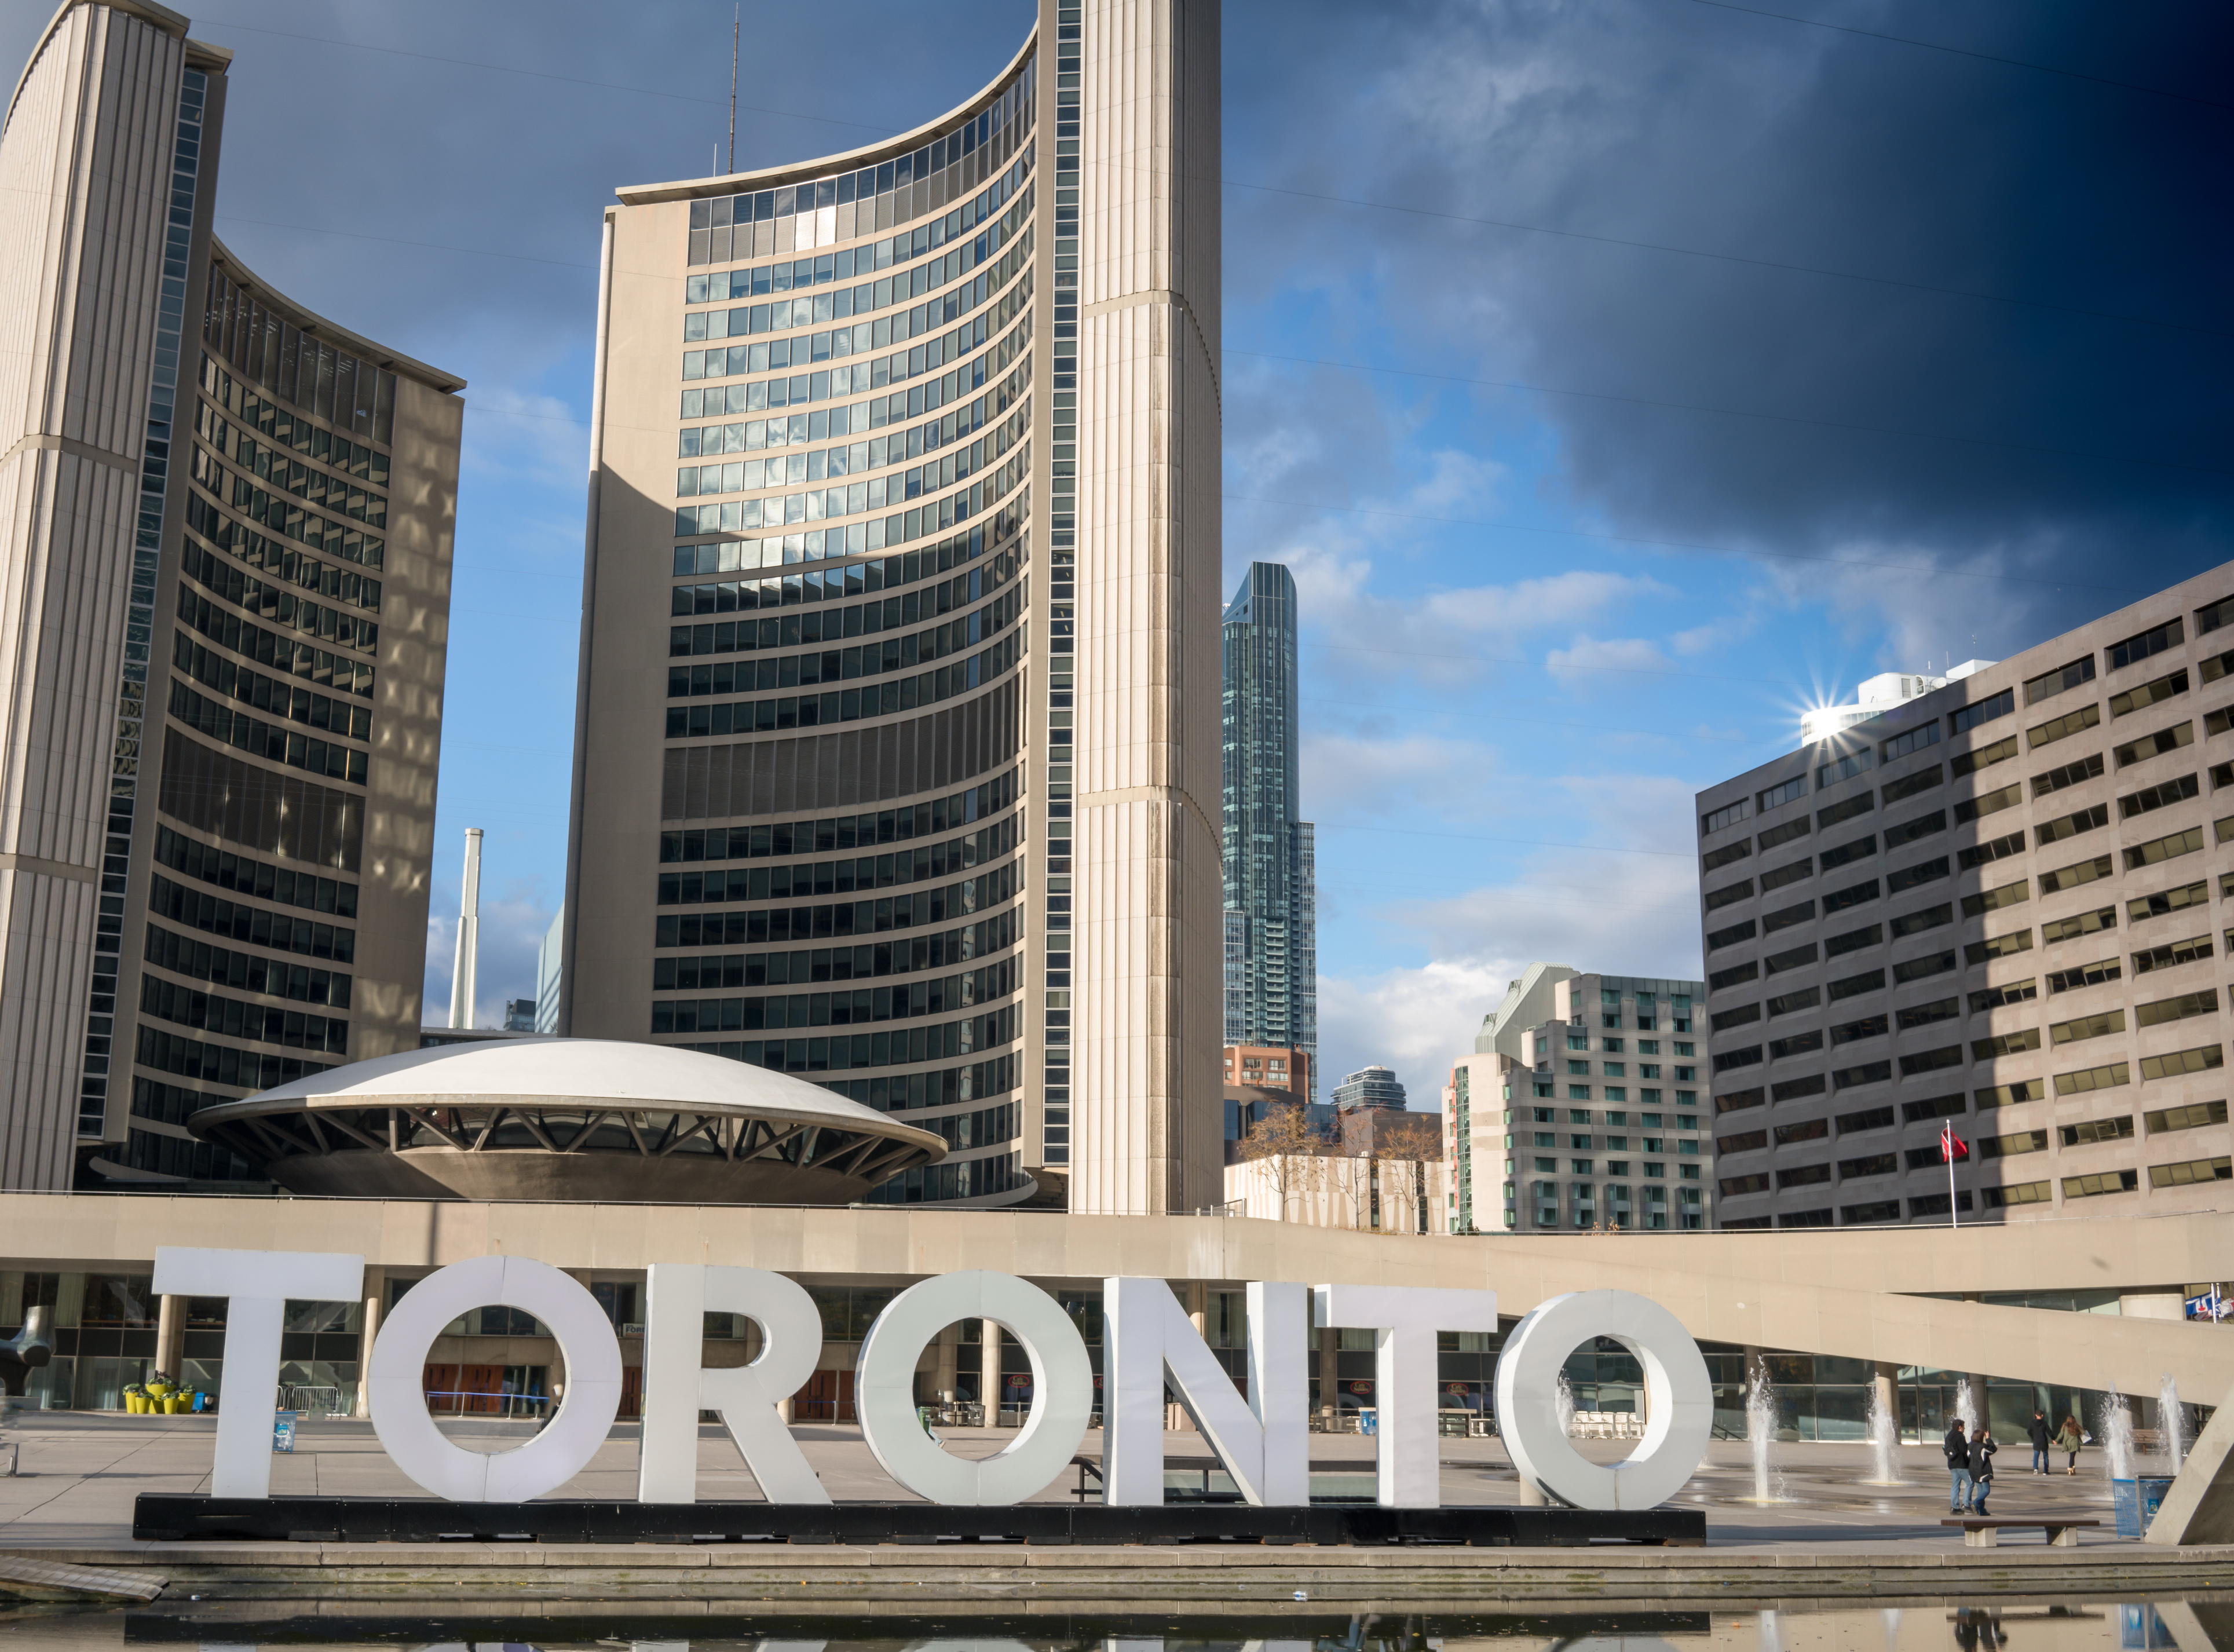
[424,880,558,1032]
[1314,775,1705,1103]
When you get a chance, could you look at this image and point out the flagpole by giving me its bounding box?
[1948,1150,1957,1229]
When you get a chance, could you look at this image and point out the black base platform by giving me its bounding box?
[133,1493,1703,1547]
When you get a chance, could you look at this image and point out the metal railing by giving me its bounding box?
[421,1388,551,1420]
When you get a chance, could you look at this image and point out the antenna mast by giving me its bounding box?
[727,6,738,173]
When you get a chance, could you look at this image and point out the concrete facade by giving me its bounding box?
[1699,563,2234,1229]
[1446,968,1710,1233]
[1,1193,2229,1410]
[0,1,462,1194]
[561,0,1223,1215]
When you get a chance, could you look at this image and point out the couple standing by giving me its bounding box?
[1944,1418,1997,1514]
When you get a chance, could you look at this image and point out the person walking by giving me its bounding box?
[1944,1417,1972,1514]
[2027,1408,2052,1475]
[1969,1425,1998,1515]
[2056,1413,2083,1475]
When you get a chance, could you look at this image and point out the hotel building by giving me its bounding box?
[1443,964,1711,1233]
[560,0,1226,1212]
[0,0,462,1192]
[1699,564,2234,1227]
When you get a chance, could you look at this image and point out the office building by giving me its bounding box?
[559,0,1224,1212]
[1443,965,1710,1232]
[503,1000,537,1034]
[1220,1042,1309,1100]
[0,0,462,1192]
[1332,1063,1405,1112]
[1221,562,1317,1093]
[1801,667,1981,745]
[1699,564,2234,1227]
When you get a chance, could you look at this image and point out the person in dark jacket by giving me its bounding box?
[1944,1419,1972,1513]
[1969,1427,1998,1514]
[2027,1409,2053,1475]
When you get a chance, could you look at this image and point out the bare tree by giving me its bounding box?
[1240,1102,1324,1221]
[1373,1113,1443,1235]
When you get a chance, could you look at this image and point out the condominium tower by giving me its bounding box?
[0,0,464,1190]
[1699,564,2234,1227]
[1443,964,1711,1231]
[560,0,1226,1212]
[1221,561,1317,1091]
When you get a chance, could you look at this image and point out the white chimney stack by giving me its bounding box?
[448,827,482,1030]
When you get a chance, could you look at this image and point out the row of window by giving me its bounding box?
[198,415,386,531]
[1521,1132,1702,1154]
[220,383,390,485]
[1706,606,2233,838]
[679,408,1028,514]
[1561,1055,1696,1077]
[174,634,371,741]
[170,567,375,700]
[1554,1085,1698,1106]
[685,71,1032,253]
[1708,814,2230,964]
[1721,1098,2226,1156]
[668,594,1015,698]
[657,772,1016,864]
[676,454,1026,562]
[135,1025,333,1096]
[1727,1157,2229,1207]
[675,430,1028,546]
[137,974,349,1055]
[671,535,1017,631]
[1514,1106,1701,1130]
[202,282,400,448]
[1708,759,2223,900]
[1717,989,2220,1078]
[153,825,359,920]
[1716,1042,2224,1120]
[185,491,383,613]
[666,630,1017,740]
[652,956,1014,1029]
[655,910,1017,989]
[652,1002,1018,1062]
[678,376,1029,492]
[685,187,1031,343]
[167,681,367,787]
[668,512,1023,659]
[688,140,1032,306]
[659,849,1015,909]
[181,539,378,657]
[144,923,352,1008]
[149,872,356,966]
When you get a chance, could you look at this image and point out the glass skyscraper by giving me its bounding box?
[1220,562,1317,1096]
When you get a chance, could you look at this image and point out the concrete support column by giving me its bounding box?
[1172,1281,1208,1432]
[353,1269,385,1419]
[934,1322,959,1399]
[1874,1359,1900,1441]
[154,1294,185,1380]
[980,1318,1001,1427]
[1318,1325,1338,1430]
[1966,1372,1989,1429]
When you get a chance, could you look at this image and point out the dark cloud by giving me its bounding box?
[1222,0,2234,648]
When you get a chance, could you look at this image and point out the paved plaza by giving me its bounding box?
[0,1410,2151,1553]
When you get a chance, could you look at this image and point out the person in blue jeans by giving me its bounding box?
[1944,1418,1972,1513]
[1969,1427,1998,1514]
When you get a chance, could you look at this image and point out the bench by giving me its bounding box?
[1941,1516,2101,1548]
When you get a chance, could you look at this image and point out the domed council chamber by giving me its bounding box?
[188,1040,945,1204]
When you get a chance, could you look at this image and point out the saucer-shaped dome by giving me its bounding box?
[188,1038,946,1205]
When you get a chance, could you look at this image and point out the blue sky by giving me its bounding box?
[14,0,2222,1107]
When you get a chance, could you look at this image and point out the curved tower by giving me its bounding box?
[563,0,1223,1211]
[0,1,463,1192]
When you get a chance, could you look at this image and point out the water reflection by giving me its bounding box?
[3,1606,2222,1652]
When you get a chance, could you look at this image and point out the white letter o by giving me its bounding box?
[367,1255,623,1502]
[1494,1289,1711,1511]
[856,1270,1092,1506]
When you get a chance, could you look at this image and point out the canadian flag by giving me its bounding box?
[1941,1122,1969,1163]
